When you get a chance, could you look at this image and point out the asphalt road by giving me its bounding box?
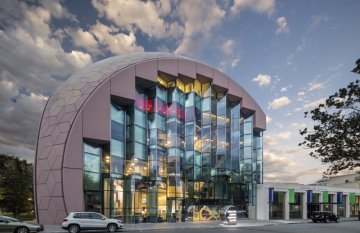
[119,221,360,233]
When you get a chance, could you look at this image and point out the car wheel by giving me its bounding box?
[324,218,328,223]
[68,224,80,233]
[312,219,317,223]
[16,227,29,233]
[107,223,118,232]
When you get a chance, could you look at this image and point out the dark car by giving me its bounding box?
[311,211,339,223]
[0,216,43,233]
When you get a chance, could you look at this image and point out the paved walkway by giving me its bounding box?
[43,217,359,232]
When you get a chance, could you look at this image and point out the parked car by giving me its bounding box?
[0,216,43,233]
[311,211,339,223]
[62,212,123,233]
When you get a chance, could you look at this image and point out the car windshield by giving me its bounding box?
[4,217,21,222]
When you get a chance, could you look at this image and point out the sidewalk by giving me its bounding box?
[43,217,359,232]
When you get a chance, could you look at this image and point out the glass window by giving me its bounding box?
[84,144,101,155]
[134,142,146,160]
[111,139,124,157]
[111,104,124,123]
[134,126,146,144]
[84,172,100,190]
[111,121,124,141]
[110,155,124,174]
[90,213,103,219]
[84,153,100,172]
[134,108,146,127]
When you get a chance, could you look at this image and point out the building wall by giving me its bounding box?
[35,52,266,224]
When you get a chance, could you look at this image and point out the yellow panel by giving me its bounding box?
[194,80,201,96]
[176,78,185,92]
[157,76,168,87]
[185,83,193,93]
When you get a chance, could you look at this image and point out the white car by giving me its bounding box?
[62,212,123,233]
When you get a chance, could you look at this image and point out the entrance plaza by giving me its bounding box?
[257,183,360,220]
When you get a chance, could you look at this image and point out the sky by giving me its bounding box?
[0,0,359,185]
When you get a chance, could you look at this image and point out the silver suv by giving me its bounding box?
[62,212,123,233]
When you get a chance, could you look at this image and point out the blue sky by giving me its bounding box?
[0,0,359,184]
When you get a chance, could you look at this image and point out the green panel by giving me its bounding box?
[350,193,356,205]
[288,189,295,203]
[322,191,329,203]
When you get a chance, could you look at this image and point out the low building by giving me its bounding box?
[257,183,360,220]
[311,174,360,189]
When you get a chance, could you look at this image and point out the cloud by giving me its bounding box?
[266,116,272,124]
[268,96,291,109]
[175,0,225,56]
[90,21,144,54]
[308,81,325,91]
[91,0,182,39]
[66,27,101,55]
[277,131,293,140]
[231,58,241,68]
[0,0,92,157]
[297,92,305,96]
[293,107,302,112]
[303,98,326,109]
[275,16,289,34]
[252,74,272,87]
[291,122,307,129]
[280,87,288,92]
[230,0,275,15]
[222,39,235,55]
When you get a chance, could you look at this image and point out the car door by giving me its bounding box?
[0,217,12,233]
[90,213,106,229]
[79,213,92,229]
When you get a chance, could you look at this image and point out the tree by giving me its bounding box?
[299,78,360,175]
[0,154,33,217]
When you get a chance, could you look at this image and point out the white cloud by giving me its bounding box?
[277,131,292,140]
[0,0,92,154]
[230,0,275,15]
[222,39,235,55]
[231,58,241,68]
[293,107,302,112]
[308,81,325,91]
[175,0,225,55]
[291,122,307,129]
[268,96,291,109]
[90,21,144,54]
[275,122,283,129]
[266,116,272,124]
[67,28,100,55]
[303,98,326,109]
[252,74,272,87]
[91,0,182,39]
[275,16,289,34]
[297,91,305,96]
[280,87,288,92]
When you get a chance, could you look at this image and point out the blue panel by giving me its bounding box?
[269,187,274,203]
[307,190,313,203]
[337,192,343,204]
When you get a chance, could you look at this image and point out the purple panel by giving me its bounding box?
[63,168,84,213]
[111,65,136,100]
[228,78,244,98]
[63,111,83,169]
[38,210,53,224]
[82,81,110,141]
[158,59,178,76]
[135,60,157,81]
[196,62,214,78]
[213,69,229,89]
[179,59,196,79]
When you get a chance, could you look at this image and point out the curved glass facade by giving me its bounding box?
[83,76,263,223]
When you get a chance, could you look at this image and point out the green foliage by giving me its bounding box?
[299,79,360,175]
[0,154,34,217]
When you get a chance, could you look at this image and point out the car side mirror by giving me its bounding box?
[101,217,106,220]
